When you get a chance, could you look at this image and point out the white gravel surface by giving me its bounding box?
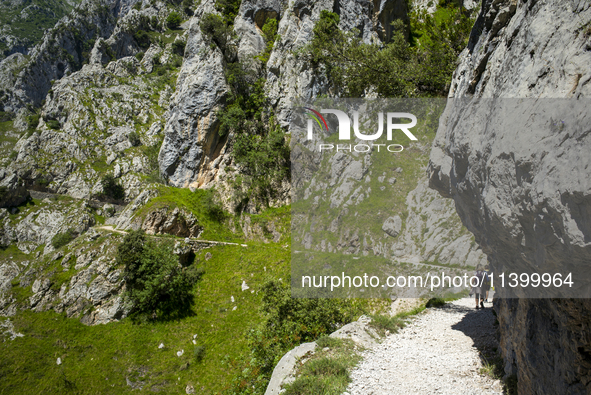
[346,297,504,395]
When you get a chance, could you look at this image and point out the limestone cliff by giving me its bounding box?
[428,0,591,393]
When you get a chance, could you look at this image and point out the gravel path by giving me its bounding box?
[347,297,504,395]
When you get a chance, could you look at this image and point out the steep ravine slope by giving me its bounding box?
[428,0,591,393]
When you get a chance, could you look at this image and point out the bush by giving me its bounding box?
[132,2,141,11]
[203,189,225,222]
[26,114,40,130]
[215,0,241,25]
[118,230,202,319]
[217,102,245,137]
[133,30,151,49]
[369,314,406,336]
[172,40,186,56]
[135,51,144,61]
[150,16,160,30]
[255,18,279,64]
[51,229,76,249]
[193,345,205,362]
[182,0,194,15]
[101,175,125,200]
[426,297,446,308]
[200,13,233,55]
[166,12,182,29]
[283,357,350,395]
[306,7,475,97]
[0,111,14,122]
[229,278,361,393]
[46,119,60,130]
[128,131,141,146]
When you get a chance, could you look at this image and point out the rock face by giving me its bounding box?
[159,0,409,197]
[138,207,203,237]
[428,0,591,393]
[158,1,230,189]
[2,0,118,113]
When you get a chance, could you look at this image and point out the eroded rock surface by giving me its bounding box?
[428,0,591,393]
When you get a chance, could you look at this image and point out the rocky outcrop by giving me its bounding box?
[0,1,185,200]
[159,0,409,201]
[138,206,203,237]
[158,0,230,190]
[428,0,591,393]
[0,177,30,208]
[265,314,381,395]
[2,0,118,114]
[0,197,95,254]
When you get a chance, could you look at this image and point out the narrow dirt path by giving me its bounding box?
[94,225,248,247]
[347,298,504,395]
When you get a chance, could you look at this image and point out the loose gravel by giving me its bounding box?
[346,297,504,395]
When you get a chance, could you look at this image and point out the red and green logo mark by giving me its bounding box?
[305,107,329,133]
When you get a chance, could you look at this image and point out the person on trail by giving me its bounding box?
[473,265,486,309]
[483,266,491,302]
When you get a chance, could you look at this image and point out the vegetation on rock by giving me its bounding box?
[119,230,202,320]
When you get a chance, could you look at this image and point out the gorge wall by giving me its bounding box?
[428,0,591,393]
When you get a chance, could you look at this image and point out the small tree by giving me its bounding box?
[172,40,186,56]
[101,175,125,200]
[128,131,141,146]
[119,230,202,319]
[133,30,151,49]
[166,12,182,30]
[51,229,77,249]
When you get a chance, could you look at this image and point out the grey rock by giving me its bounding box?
[330,315,379,349]
[382,216,402,238]
[139,206,203,237]
[159,1,229,189]
[2,0,118,112]
[427,0,591,393]
[265,341,316,395]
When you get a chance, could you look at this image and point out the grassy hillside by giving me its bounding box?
[0,216,290,394]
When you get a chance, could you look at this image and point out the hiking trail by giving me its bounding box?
[347,297,504,395]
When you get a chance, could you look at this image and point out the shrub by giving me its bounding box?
[128,131,141,146]
[26,114,40,130]
[133,30,151,49]
[46,119,60,130]
[306,7,474,97]
[369,314,406,336]
[255,18,279,64]
[166,12,182,29]
[182,0,194,15]
[150,16,159,30]
[215,0,241,25]
[132,2,141,11]
[200,13,233,55]
[229,278,361,393]
[135,51,145,61]
[172,40,186,56]
[118,230,202,319]
[426,297,446,308]
[283,357,350,395]
[193,345,205,362]
[0,111,14,122]
[101,175,125,200]
[51,229,76,249]
[217,102,245,137]
[203,189,225,222]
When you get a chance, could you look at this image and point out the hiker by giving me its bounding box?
[483,266,491,302]
[472,265,486,309]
